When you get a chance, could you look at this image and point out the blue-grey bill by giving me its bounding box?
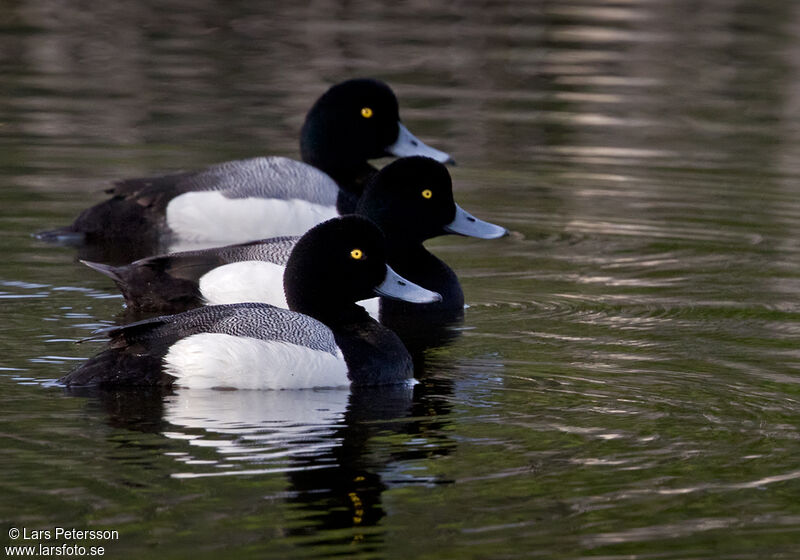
[374,265,442,303]
[387,123,455,164]
[444,204,508,239]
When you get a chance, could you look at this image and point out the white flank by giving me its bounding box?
[166,192,339,243]
[199,261,288,307]
[164,333,350,390]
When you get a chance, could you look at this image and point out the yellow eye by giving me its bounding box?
[360,107,373,118]
[421,189,433,199]
[350,248,364,260]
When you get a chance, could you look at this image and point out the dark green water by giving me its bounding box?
[3,1,800,558]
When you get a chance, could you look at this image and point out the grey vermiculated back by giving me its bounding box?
[146,236,299,271]
[180,156,340,204]
[116,303,339,356]
[215,236,299,266]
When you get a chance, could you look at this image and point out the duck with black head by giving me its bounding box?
[37,79,452,257]
[355,156,506,321]
[79,157,506,323]
[60,216,441,389]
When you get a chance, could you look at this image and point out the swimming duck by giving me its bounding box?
[81,157,506,316]
[38,79,452,252]
[60,216,441,389]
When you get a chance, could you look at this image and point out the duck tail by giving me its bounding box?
[80,259,124,284]
[60,348,171,387]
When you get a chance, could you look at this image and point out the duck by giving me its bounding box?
[37,79,452,253]
[355,156,507,322]
[81,236,299,313]
[81,157,507,316]
[60,216,441,389]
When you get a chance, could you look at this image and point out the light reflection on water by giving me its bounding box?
[2,0,800,558]
[163,388,352,479]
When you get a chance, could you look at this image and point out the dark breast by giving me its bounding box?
[333,321,413,385]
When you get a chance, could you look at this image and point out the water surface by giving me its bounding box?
[3,1,800,558]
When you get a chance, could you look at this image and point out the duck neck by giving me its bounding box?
[332,163,378,214]
[290,296,370,330]
[301,131,379,203]
[384,241,464,314]
[329,161,379,194]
